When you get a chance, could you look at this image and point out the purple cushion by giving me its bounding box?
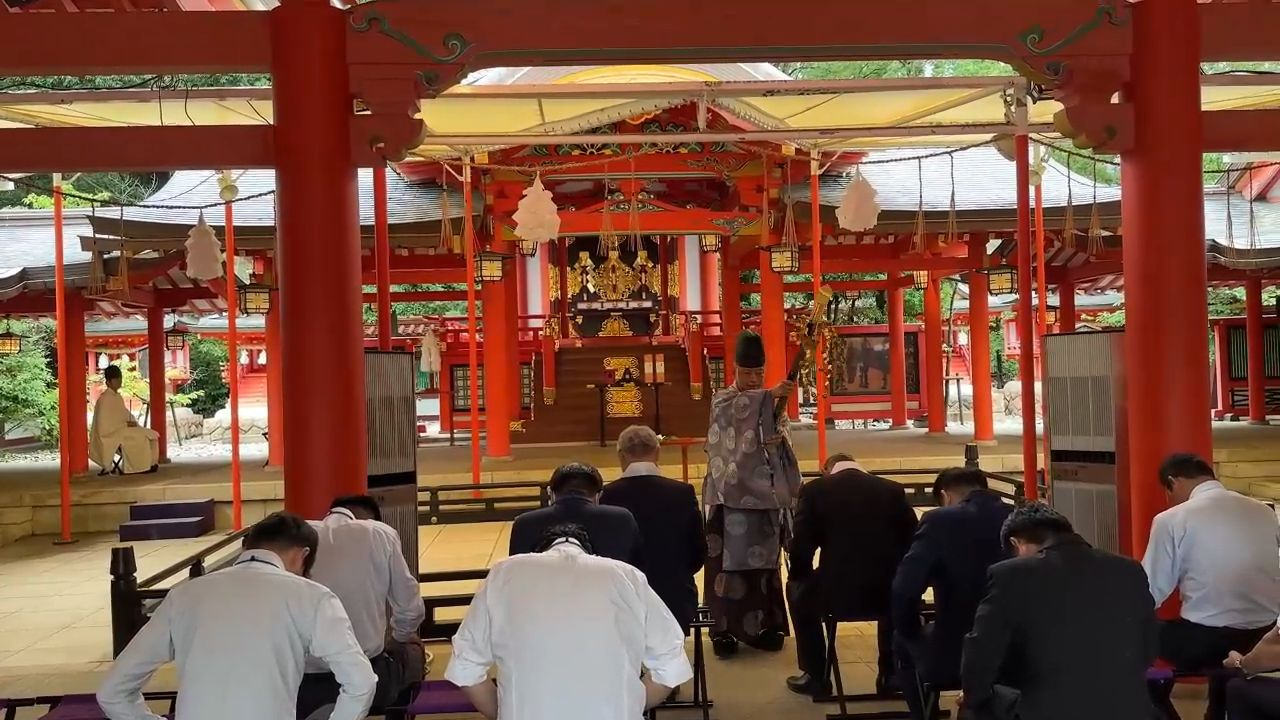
[39,695,106,720]
[407,681,477,716]
[1146,667,1175,682]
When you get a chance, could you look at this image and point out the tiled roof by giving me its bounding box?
[791,145,1123,212]
[0,207,94,275]
[102,168,476,229]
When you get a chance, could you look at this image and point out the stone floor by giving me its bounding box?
[0,521,1210,719]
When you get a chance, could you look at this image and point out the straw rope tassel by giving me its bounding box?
[1062,167,1076,252]
[599,176,617,255]
[946,154,959,246]
[912,157,927,254]
[1225,180,1236,262]
[1248,170,1259,254]
[628,155,642,252]
[1087,160,1103,256]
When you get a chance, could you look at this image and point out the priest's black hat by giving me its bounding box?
[734,330,766,369]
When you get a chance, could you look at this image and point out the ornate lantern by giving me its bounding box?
[1044,305,1060,326]
[475,250,509,284]
[768,245,800,274]
[237,283,274,316]
[516,239,539,258]
[911,270,931,290]
[0,317,23,356]
[699,235,722,254]
[977,266,1017,295]
[164,317,190,350]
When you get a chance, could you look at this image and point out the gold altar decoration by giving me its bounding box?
[633,250,658,295]
[542,387,557,405]
[599,314,633,337]
[541,315,560,339]
[596,247,639,300]
[509,420,527,433]
[603,356,644,418]
[668,260,680,298]
[569,251,597,297]
[548,264,561,300]
[690,382,703,401]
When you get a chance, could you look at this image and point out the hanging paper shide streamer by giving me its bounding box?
[512,173,561,246]
[835,167,881,233]
[184,213,224,281]
[420,329,442,374]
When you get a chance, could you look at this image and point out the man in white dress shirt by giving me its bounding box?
[1143,453,1280,720]
[298,495,426,720]
[445,523,693,720]
[98,512,377,720]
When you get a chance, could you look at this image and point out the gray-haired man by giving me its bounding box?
[601,425,707,632]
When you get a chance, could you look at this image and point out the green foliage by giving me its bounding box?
[783,60,1016,80]
[0,319,59,443]
[362,284,471,324]
[1,173,165,210]
[180,338,230,418]
[18,181,110,210]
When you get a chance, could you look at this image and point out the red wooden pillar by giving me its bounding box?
[373,164,393,351]
[924,276,946,435]
[1246,278,1267,425]
[1014,135,1039,498]
[66,291,89,475]
[969,272,995,444]
[146,306,169,463]
[271,0,367,518]
[811,154,828,461]
[1059,280,1077,333]
[700,244,721,333]
[482,277,512,458]
[888,282,908,428]
[265,301,284,469]
[759,163,787,387]
[1119,0,1212,557]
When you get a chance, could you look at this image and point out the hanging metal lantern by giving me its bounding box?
[0,317,23,356]
[977,266,1017,295]
[516,239,539,258]
[238,282,274,316]
[1044,305,1060,326]
[164,318,190,350]
[768,245,800,274]
[911,270,931,290]
[699,235,722,254]
[475,250,509,283]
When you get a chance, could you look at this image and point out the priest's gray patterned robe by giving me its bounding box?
[703,386,802,642]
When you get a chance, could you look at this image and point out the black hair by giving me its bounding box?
[1000,502,1074,549]
[1158,453,1215,491]
[104,365,122,382]
[244,511,320,576]
[823,454,856,475]
[932,467,989,504]
[330,495,383,522]
[549,462,604,496]
[533,522,594,554]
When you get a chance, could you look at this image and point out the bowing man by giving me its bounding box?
[98,512,377,720]
[89,364,159,475]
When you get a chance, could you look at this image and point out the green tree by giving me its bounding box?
[361,284,470,324]
[180,338,230,418]
[0,320,59,443]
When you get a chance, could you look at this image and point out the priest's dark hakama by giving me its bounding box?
[702,331,802,657]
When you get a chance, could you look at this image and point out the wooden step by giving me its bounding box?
[119,517,211,542]
[129,498,214,524]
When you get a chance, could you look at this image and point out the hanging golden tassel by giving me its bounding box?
[627,156,643,253]
[438,169,459,254]
[1224,181,1237,262]
[1087,159,1104,256]
[88,250,106,296]
[598,177,619,255]
[1247,169,1259,255]
[911,157,927,254]
[782,194,800,251]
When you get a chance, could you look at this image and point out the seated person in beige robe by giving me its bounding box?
[89,364,159,475]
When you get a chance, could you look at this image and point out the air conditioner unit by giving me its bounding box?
[1043,330,1126,554]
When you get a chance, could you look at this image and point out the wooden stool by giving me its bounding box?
[648,605,715,720]
[818,616,911,720]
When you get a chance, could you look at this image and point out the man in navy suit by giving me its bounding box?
[509,462,641,563]
[600,425,706,633]
[891,467,1014,719]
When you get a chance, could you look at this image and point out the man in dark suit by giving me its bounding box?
[892,467,1013,719]
[961,503,1158,720]
[786,456,919,696]
[600,425,706,632]
[509,462,641,563]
